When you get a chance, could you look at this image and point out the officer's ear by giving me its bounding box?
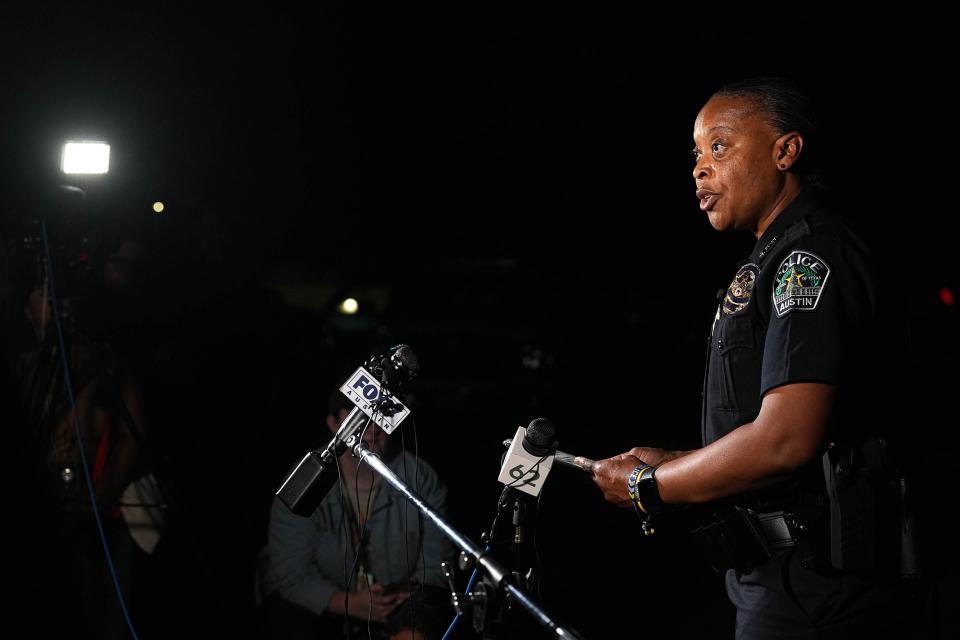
[773,132,804,171]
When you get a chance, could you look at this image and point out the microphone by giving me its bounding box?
[380,344,419,390]
[488,419,557,547]
[501,438,596,474]
[497,418,558,498]
[276,345,418,516]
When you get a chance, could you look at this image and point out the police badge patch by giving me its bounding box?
[723,263,760,315]
[773,250,831,318]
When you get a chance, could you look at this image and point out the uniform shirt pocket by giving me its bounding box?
[710,316,763,412]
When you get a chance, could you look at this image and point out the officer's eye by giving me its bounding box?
[711,141,727,157]
[691,147,702,162]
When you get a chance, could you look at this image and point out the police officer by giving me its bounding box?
[590,78,912,638]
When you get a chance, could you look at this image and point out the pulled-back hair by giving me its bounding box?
[713,77,823,184]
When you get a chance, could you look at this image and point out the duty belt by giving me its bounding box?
[690,506,805,573]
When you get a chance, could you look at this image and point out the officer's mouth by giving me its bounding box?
[696,188,719,211]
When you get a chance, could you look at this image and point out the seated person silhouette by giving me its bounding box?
[258,387,454,639]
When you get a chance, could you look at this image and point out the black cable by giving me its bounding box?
[336,397,384,639]
[358,460,375,640]
[383,386,422,640]
[348,374,422,638]
[399,417,413,638]
[339,411,377,640]
[333,433,352,640]
[488,453,550,538]
[534,490,543,602]
[357,411,378,640]
[32,221,244,639]
[503,454,549,489]
[412,415,426,626]
[40,217,140,639]
[353,397,386,640]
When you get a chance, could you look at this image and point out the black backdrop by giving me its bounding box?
[1,4,957,638]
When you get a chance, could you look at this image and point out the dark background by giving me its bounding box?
[1,4,957,638]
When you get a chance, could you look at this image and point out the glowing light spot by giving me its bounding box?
[152,201,165,214]
[62,142,110,174]
[339,298,359,315]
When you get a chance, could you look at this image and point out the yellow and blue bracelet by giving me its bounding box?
[627,464,659,535]
[627,464,651,514]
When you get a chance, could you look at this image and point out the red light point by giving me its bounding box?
[939,287,955,306]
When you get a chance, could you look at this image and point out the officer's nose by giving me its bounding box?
[693,156,711,181]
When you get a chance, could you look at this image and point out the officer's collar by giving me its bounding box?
[749,187,823,266]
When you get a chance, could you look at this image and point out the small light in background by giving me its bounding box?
[152,201,165,214]
[939,287,955,306]
[339,298,359,315]
[62,142,110,174]
[521,344,549,370]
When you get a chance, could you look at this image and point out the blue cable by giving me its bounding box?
[41,217,140,640]
[440,547,486,640]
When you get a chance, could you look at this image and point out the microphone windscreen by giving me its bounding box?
[392,344,419,376]
[523,418,556,457]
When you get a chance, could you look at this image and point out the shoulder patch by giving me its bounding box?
[772,250,831,318]
[723,263,760,315]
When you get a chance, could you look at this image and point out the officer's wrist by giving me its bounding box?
[635,465,662,515]
[627,464,662,515]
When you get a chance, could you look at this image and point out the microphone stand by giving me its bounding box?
[276,405,372,516]
[484,479,541,637]
[349,439,583,640]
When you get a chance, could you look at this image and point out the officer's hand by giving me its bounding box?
[591,453,645,507]
[626,447,682,467]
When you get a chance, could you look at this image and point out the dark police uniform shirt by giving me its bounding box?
[702,188,881,450]
[702,190,911,638]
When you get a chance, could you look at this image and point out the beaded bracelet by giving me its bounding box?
[627,464,658,535]
[627,464,651,514]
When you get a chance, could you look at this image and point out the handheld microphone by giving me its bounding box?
[276,345,417,516]
[497,418,558,498]
[489,419,558,547]
[501,438,596,474]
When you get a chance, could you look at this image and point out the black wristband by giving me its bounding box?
[634,466,662,516]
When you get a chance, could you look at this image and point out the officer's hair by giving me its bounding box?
[712,77,824,185]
